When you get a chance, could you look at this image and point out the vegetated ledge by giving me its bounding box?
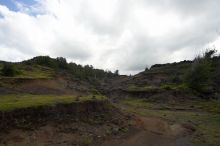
[0,100,119,132]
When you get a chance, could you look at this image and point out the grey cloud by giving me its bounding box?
[77,0,132,37]
[0,0,220,74]
[50,39,91,61]
[0,19,38,55]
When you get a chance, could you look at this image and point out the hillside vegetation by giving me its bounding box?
[0,94,106,111]
[105,49,220,100]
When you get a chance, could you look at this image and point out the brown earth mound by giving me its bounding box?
[0,76,92,95]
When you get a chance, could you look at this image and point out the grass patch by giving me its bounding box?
[118,97,220,146]
[15,65,54,78]
[0,94,106,111]
[0,64,54,79]
[160,83,188,91]
[120,97,154,109]
[127,85,159,92]
[191,99,220,114]
[126,84,189,92]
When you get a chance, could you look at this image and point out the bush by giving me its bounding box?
[56,57,68,69]
[1,64,18,77]
[184,49,217,94]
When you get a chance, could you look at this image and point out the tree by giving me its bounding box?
[114,70,119,75]
[145,67,149,72]
[1,63,18,77]
[56,57,68,69]
[185,49,217,94]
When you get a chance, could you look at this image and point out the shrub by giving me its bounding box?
[184,49,217,94]
[114,70,119,75]
[56,57,68,69]
[1,63,18,77]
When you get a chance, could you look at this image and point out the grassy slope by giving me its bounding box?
[0,63,107,111]
[0,63,54,79]
[17,65,54,78]
[0,94,106,111]
[126,84,189,93]
[117,97,220,146]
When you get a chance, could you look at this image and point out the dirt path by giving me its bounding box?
[102,116,196,146]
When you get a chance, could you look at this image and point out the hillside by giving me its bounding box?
[102,56,220,100]
[0,56,119,95]
[0,53,220,146]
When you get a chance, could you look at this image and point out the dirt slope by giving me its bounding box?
[0,74,92,95]
[0,100,131,146]
[102,115,195,146]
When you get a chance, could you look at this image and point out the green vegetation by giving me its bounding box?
[0,94,106,111]
[141,49,220,98]
[0,56,119,80]
[191,99,220,114]
[22,56,118,80]
[120,97,220,114]
[160,83,188,90]
[127,84,189,92]
[118,97,220,146]
[1,63,19,77]
[0,63,54,79]
[147,60,192,77]
[127,85,159,92]
[114,70,119,75]
[185,49,217,95]
[120,97,154,108]
[17,65,54,78]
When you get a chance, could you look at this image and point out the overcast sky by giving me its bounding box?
[0,0,220,74]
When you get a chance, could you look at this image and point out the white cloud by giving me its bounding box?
[0,0,220,74]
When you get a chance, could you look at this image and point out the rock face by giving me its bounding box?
[0,100,132,146]
[0,100,123,132]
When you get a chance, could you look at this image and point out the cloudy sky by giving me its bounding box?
[0,0,220,74]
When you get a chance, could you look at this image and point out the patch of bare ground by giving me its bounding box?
[0,75,92,95]
[0,99,197,146]
[102,115,196,146]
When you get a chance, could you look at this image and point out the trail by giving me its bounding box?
[102,116,196,146]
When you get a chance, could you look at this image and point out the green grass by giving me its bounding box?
[15,65,54,78]
[120,97,154,109]
[127,84,189,93]
[126,85,159,92]
[191,99,220,114]
[118,97,220,146]
[0,94,106,111]
[0,64,54,79]
[160,83,189,91]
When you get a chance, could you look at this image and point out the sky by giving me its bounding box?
[0,0,220,75]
